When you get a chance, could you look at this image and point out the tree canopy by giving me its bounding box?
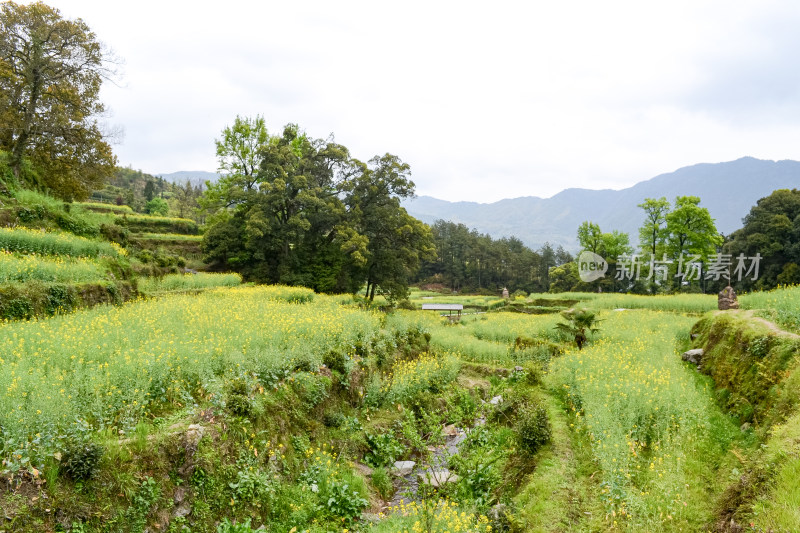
[201,119,433,302]
[0,1,116,199]
[413,220,571,294]
[724,188,800,290]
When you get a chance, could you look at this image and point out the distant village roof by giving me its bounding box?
[421,303,463,311]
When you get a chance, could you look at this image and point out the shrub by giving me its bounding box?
[60,441,103,481]
[324,479,368,523]
[371,466,393,500]
[323,348,348,375]
[322,411,346,428]
[226,380,252,417]
[364,430,403,468]
[523,361,543,386]
[216,519,257,533]
[516,404,551,455]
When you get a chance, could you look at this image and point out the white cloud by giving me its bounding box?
[43,0,800,201]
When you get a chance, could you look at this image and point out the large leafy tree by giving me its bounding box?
[724,188,800,289]
[345,154,434,302]
[203,123,354,289]
[666,196,721,260]
[638,197,670,257]
[574,221,632,291]
[637,197,671,292]
[666,196,722,290]
[577,221,603,254]
[0,1,116,199]
[202,119,433,299]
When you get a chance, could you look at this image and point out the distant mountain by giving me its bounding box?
[157,171,219,184]
[402,157,800,251]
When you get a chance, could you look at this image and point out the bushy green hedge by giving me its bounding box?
[74,201,134,214]
[0,281,135,321]
[115,214,199,235]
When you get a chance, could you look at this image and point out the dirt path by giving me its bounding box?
[715,309,800,339]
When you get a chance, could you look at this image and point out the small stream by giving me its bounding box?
[384,409,492,511]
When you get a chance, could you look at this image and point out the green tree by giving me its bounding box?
[171,180,202,219]
[201,119,432,298]
[215,114,269,193]
[577,221,603,254]
[724,188,800,290]
[666,196,721,259]
[637,197,671,292]
[666,196,722,290]
[548,262,580,293]
[638,197,670,257]
[575,221,632,292]
[600,230,633,262]
[0,1,116,198]
[145,197,168,216]
[345,154,434,302]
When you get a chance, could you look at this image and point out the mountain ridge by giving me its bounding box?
[402,157,800,250]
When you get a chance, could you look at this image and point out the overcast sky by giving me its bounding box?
[41,0,800,202]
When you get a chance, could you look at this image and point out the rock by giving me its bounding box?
[354,462,373,477]
[361,513,383,524]
[490,395,503,405]
[443,424,458,436]
[690,333,699,340]
[172,502,191,519]
[174,486,187,504]
[393,461,416,476]
[419,469,459,487]
[488,503,511,532]
[513,366,524,373]
[681,348,704,366]
[185,424,205,450]
[178,424,206,477]
[718,285,740,310]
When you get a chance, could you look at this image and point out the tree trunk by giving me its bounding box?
[10,50,43,183]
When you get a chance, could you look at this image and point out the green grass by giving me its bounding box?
[740,284,800,333]
[13,188,68,212]
[115,214,199,235]
[134,232,203,242]
[73,201,134,214]
[537,291,718,314]
[408,289,506,309]
[750,411,800,530]
[138,272,242,292]
[0,226,123,258]
[0,250,106,283]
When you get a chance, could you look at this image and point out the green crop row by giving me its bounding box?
[0,227,123,258]
[137,272,242,292]
[0,250,106,284]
